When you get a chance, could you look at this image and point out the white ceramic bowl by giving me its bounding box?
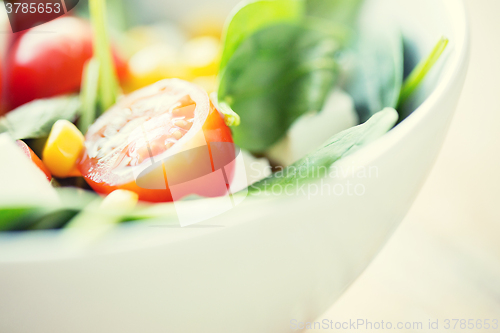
[0,0,469,332]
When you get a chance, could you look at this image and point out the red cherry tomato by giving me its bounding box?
[16,140,52,181]
[78,79,235,203]
[3,16,128,112]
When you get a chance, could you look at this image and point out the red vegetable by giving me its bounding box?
[3,16,127,112]
[78,79,236,202]
[16,140,52,181]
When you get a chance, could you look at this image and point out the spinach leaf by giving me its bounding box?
[0,207,62,231]
[0,188,100,231]
[219,0,305,72]
[31,209,80,230]
[0,205,88,231]
[219,22,341,152]
[0,208,41,231]
[343,4,404,123]
[217,0,364,153]
[249,107,398,192]
[0,95,81,140]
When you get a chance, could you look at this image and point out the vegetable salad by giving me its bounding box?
[0,0,448,231]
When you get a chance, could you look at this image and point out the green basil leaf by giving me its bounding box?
[248,107,398,192]
[219,0,305,72]
[0,95,81,140]
[343,3,404,123]
[219,22,341,153]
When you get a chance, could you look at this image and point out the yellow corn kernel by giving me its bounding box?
[42,120,84,178]
[184,18,224,39]
[182,36,220,78]
[100,190,139,210]
[125,44,190,92]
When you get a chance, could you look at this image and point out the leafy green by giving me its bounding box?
[219,22,341,152]
[0,207,53,231]
[0,188,99,231]
[398,36,449,107]
[78,58,101,133]
[343,12,404,123]
[0,206,80,231]
[217,0,364,153]
[0,187,176,231]
[219,0,304,72]
[249,107,398,192]
[31,210,80,230]
[306,0,364,27]
[89,0,120,111]
[0,95,81,140]
[0,204,88,232]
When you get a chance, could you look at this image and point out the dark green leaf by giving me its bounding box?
[249,107,398,192]
[0,95,81,140]
[0,187,178,231]
[219,0,305,72]
[219,22,341,152]
[30,210,80,230]
[0,188,98,231]
[343,5,404,122]
[0,207,51,231]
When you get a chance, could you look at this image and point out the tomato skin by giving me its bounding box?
[3,16,128,112]
[16,141,52,181]
[78,80,235,203]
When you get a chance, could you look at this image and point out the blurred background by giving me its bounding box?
[305,0,500,331]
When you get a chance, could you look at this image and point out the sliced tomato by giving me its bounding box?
[3,16,128,112]
[16,141,52,181]
[78,79,235,202]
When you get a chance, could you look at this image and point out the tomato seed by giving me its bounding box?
[172,130,184,140]
[174,119,188,128]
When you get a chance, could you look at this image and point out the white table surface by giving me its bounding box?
[306,0,500,331]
